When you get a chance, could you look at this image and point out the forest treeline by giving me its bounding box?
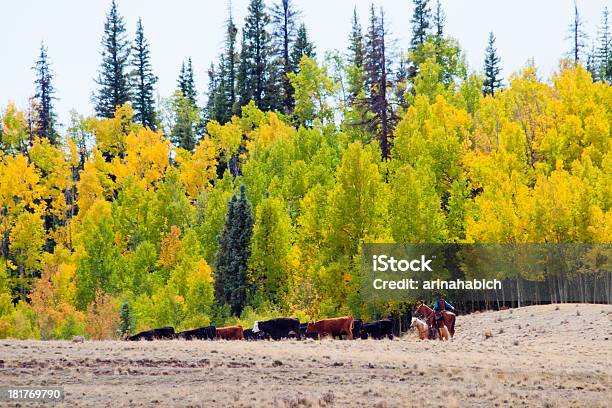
[0,0,610,339]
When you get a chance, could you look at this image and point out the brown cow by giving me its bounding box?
[306,316,354,339]
[216,325,244,340]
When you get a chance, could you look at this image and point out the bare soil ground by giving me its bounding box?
[0,304,610,407]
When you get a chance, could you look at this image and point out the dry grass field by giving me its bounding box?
[0,304,610,407]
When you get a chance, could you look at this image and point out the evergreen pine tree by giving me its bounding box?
[410,0,431,53]
[272,0,299,113]
[483,32,503,96]
[237,0,273,110]
[130,18,157,129]
[586,43,599,80]
[214,185,254,316]
[596,6,611,82]
[433,0,445,44]
[567,1,588,64]
[347,8,365,105]
[171,92,198,151]
[172,60,199,151]
[347,7,365,104]
[222,12,239,117]
[118,300,133,336]
[94,0,131,118]
[205,62,220,123]
[291,23,316,69]
[363,6,394,160]
[32,42,58,144]
[178,57,197,105]
[349,7,364,71]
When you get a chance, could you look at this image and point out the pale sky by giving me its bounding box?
[1,0,609,129]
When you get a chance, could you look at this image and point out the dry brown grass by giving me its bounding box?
[0,304,610,407]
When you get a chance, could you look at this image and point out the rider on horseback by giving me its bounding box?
[428,293,455,328]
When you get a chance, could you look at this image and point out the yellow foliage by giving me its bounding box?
[113,128,170,188]
[247,112,296,156]
[159,226,182,269]
[30,256,84,339]
[1,102,28,150]
[86,290,119,340]
[29,137,73,220]
[208,117,243,158]
[87,104,138,158]
[0,155,43,232]
[176,137,218,197]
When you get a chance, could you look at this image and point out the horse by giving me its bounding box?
[410,317,429,340]
[415,302,456,339]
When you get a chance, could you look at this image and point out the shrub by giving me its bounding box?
[86,290,119,340]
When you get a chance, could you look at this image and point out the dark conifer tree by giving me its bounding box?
[214,185,254,316]
[222,12,239,117]
[171,60,198,151]
[483,32,503,96]
[586,44,598,80]
[32,42,58,144]
[410,0,431,53]
[272,0,299,113]
[567,1,587,64]
[170,96,197,151]
[596,6,611,82]
[118,301,133,336]
[363,6,394,160]
[349,7,364,70]
[433,0,445,45]
[395,56,409,110]
[206,11,239,124]
[130,18,157,129]
[347,8,365,105]
[237,0,273,110]
[94,0,131,118]
[178,57,197,105]
[291,23,316,69]
[347,7,365,103]
[205,62,221,123]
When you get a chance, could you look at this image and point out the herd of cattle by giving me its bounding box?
[126,316,398,341]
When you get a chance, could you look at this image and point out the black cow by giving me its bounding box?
[361,319,393,340]
[244,328,268,341]
[352,319,363,339]
[299,323,319,340]
[254,318,301,340]
[127,326,175,341]
[177,326,216,340]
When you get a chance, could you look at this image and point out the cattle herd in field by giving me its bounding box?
[126,316,399,342]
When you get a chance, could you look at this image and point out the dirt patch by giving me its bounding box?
[1,304,610,407]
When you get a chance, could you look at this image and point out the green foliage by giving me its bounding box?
[288,56,334,125]
[75,201,120,309]
[249,195,293,306]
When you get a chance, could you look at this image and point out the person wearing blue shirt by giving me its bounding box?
[428,293,455,328]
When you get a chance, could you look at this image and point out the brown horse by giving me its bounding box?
[415,302,455,339]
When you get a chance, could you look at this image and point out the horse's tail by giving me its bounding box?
[449,314,456,337]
